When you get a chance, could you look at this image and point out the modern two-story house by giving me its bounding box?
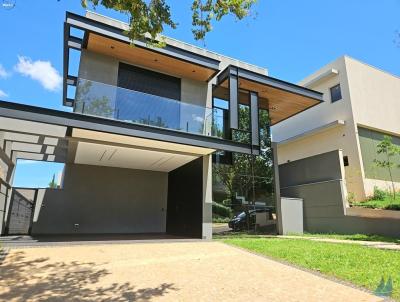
[273,56,400,202]
[0,11,323,239]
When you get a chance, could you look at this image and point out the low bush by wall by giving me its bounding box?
[212,202,233,218]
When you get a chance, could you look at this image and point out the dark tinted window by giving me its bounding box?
[118,63,181,100]
[330,84,342,103]
[343,156,349,166]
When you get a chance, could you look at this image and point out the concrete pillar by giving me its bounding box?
[202,154,213,239]
[272,142,283,235]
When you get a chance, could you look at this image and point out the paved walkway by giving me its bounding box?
[278,235,400,251]
[0,234,199,248]
[0,241,383,301]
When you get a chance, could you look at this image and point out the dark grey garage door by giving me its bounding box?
[6,190,35,235]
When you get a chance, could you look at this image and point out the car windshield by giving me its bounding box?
[236,210,256,218]
[236,212,246,218]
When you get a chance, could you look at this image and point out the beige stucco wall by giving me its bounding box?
[78,50,119,86]
[273,58,353,143]
[274,56,400,201]
[273,57,366,200]
[363,178,400,197]
[345,57,400,135]
[345,57,400,198]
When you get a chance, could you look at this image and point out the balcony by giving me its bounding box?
[74,79,215,136]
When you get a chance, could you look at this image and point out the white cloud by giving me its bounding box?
[0,64,10,78]
[15,56,62,91]
[0,89,8,98]
[192,114,204,123]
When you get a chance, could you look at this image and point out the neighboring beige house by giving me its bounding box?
[272,56,400,202]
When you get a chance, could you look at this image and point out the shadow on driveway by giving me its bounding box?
[0,250,178,301]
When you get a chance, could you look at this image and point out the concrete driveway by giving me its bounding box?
[0,241,383,302]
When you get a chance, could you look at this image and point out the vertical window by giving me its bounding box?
[330,84,342,103]
[343,156,349,167]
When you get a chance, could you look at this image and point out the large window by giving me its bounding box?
[358,127,400,182]
[118,63,181,100]
[212,107,275,235]
[330,84,342,103]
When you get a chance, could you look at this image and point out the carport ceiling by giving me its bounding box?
[74,141,199,172]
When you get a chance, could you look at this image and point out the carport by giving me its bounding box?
[0,101,251,240]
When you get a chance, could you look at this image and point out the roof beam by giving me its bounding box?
[217,65,324,102]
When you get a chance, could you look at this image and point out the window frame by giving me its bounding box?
[330,83,342,103]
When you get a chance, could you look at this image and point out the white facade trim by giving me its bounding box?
[277,120,346,146]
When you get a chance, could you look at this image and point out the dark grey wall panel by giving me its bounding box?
[282,180,400,237]
[279,150,342,188]
[167,157,203,238]
[31,164,168,235]
[229,73,238,130]
[250,92,259,146]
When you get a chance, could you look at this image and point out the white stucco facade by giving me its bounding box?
[272,56,400,201]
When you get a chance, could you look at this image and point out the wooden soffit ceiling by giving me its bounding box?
[86,33,219,82]
[218,77,322,125]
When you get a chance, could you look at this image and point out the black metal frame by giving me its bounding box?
[0,100,258,155]
[217,65,324,102]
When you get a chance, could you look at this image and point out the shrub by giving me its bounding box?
[212,202,233,218]
[212,216,231,223]
[347,192,356,204]
[372,186,386,201]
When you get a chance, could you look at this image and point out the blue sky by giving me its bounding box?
[2,0,400,187]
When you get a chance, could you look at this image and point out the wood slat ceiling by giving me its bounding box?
[219,78,320,125]
[213,85,269,109]
[86,33,218,82]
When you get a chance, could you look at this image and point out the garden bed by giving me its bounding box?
[351,196,400,210]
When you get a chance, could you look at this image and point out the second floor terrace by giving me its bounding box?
[63,12,324,149]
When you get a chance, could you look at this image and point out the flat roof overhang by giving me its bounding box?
[0,100,257,155]
[63,12,220,107]
[216,65,324,125]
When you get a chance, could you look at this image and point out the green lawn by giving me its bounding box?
[291,232,400,244]
[352,195,400,211]
[222,237,400,300]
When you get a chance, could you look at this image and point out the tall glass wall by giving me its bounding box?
[212,104,276,235]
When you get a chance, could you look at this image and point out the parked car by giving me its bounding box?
[228,208,272,231]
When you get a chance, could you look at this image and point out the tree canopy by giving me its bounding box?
[80,0,257,45]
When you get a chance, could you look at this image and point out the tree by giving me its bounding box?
[374,135,400,200]
[80,0,257,45]
[48,174,58,189]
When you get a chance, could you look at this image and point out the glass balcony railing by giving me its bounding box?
[74,78,214,136]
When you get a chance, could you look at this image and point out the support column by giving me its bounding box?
[250,92,259,147]
[272,142,283,235]
[229,68,239,130]
[202,154,212,239]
